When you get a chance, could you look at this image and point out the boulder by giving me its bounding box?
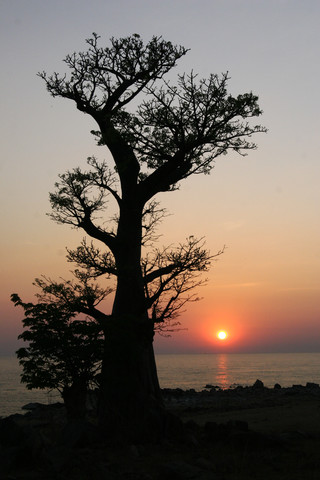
[22,402,45,411]
[252,379,264,389]
[306,382,319,389]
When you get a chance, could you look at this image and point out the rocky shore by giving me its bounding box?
[163,378,320,409]
[1,380,320,479]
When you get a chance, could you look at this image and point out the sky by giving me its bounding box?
[0,0,319,355]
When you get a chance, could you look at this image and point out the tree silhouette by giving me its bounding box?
[11,288,105,419]
[37,33,266,441]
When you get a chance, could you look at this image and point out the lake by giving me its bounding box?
[1,353,320,417]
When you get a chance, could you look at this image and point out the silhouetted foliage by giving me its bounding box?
[11,291,104,418]
[20,33,265,440]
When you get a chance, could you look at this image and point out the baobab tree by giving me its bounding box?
[37,33,266,441]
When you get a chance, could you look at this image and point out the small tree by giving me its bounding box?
[11,281,106,419]
[37,33,265,440]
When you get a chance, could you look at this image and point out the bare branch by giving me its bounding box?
[87,156,121,204]
[38,33,188,115]
[141,200,168,246]
[142,237,224,326]
[108,71,267,200]
[66,238,117,279]
[48,159,118,252]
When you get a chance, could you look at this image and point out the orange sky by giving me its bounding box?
[1,1,320,355]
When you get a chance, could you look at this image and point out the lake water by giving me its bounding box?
[1,353,320,417]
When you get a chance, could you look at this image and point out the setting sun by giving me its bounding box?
[217,330,228,340]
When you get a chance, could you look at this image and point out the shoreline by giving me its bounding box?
[1,380,320,479]
[2,377,320,419]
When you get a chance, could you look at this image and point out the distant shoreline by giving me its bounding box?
[2,379,319,420]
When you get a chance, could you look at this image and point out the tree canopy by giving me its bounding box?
[11,291,104,392]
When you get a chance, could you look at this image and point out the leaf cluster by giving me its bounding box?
[11,293,104,392]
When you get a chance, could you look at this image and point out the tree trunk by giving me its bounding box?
[62,379,88,420]
[98,201,166,443]
[98,319,166,443]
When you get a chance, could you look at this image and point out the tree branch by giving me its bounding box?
[66,238,117,279]
[142,237,223,322]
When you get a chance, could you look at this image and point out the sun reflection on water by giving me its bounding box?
[216,353,229,389]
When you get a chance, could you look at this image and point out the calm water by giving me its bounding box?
[1,353,320,417]
[156,353,320,390]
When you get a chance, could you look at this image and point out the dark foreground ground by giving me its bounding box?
[1,380,320,479]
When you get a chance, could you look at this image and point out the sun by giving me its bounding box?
[217,330,228,340]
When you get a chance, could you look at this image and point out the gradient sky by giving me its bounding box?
[1,0,319,355]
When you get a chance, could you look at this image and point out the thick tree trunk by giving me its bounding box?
[62,379,88,420]
[98,201,166,442]
[98,319,165,443]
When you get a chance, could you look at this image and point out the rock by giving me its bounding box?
[306,382,319,389]
[162,388,185,397]
[235,385,244,391]
[252,379,264,389]
[22,402,45,411]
